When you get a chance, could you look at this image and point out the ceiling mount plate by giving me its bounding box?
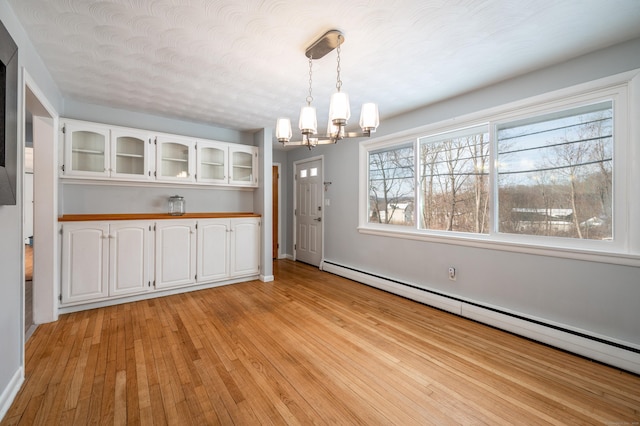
[305,30,344,59]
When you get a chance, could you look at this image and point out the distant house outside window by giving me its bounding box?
[496,102,612,240]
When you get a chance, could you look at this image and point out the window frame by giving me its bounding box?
[359,69,640,267]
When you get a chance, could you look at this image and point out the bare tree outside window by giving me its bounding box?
[418,128,490,233]
[497,102,613,240]
[368,144,415,225]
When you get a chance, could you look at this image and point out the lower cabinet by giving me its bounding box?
[197,217,261,282]
[155,220,197,289]
[61,221,152,305]
[229,218,261,277]
[60,216,260,307]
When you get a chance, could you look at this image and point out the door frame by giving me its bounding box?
[273,163,282,259]
[292,155,324,267]
[22,69,59,330]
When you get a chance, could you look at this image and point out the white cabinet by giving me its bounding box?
[61,221,152,305]
[110,128,154,181]
[196,140,228,185]
[229,145,258,187]
[196,141,258,187]
[61,222,109,304]
[155,220,197,289]
[62,120,154,181]
[62,121,110,178]
[229,217,261,277]
[155,136,196,183]
[197,219,229,282]
[60,216,259,309]
[109,222,153,297]
[197,217,260,282]
[60,119,258,188]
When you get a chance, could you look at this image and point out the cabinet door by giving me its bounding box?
[197,219,229,282]
[229,145,258,187]
[111,129,154,181]
[156,136,196,183]
[109,221,152,297]
[196,141,228,184]
[155,220,197,289]
[61,223,109,304]
[63,121,110,178]
[229,218,260,277]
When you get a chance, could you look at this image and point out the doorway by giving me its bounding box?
[24,121,34,338]
[272,164,280,259]
[294,157,323,267]
[23,71,59,336]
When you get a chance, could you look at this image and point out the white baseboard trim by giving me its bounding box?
[322,261,640,375]
[0,367,24,422]
[323,262,461,315]
[260,274,275,282]
[58,275,260,314]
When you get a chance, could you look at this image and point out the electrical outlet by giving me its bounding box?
[448,267,456,281]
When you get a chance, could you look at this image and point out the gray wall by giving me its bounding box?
[0,1,63,412]
[60,184,255,215]
[285,37,640,347]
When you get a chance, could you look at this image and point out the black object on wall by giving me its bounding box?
[0,18,18,205]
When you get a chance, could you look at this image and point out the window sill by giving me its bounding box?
[357,225,640,267]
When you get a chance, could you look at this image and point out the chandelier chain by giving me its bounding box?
[306,55,313,105]
[336,35,343,91]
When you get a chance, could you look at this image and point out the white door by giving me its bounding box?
[229,218,260,277]
[61,223,109,304]
[155,220,197,289]
[109,221,152,297]
[294,158,323,266]
[197,219,229,282]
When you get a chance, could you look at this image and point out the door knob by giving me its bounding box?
[314,217,322,222]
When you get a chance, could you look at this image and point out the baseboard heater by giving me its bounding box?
[321,260,640,375]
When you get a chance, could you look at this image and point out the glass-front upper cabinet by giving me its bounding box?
[111,128,154,181]
[62,121,110,178]
[229,145,258,187]
[196,140,228,184]
[155,136,196,183]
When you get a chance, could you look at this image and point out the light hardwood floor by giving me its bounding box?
[3,260,639,425]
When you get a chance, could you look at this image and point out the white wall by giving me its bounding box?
[254,128,274,281]
[285,38,640,360]
[0,2,63,419]
[272,149,289,256]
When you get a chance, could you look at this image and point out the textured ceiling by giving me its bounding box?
[7,0,640,136]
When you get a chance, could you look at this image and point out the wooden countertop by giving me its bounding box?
[58,212,260,222]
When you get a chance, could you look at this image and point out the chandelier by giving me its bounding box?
[275,30,379,149]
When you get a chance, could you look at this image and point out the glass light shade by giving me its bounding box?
[275,118,292,142]
[359,102,379,132]
[298,106,318,135]
[329,92,351,125]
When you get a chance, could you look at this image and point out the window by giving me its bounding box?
[497,102,612,240]
[418,126,490,233]
[359,71,639,265]
[368,143,414,226]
